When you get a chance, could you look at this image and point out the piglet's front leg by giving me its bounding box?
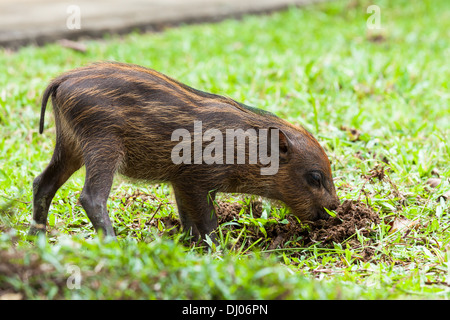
[172,184,218,245]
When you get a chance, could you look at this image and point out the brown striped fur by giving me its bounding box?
[30,61,339,242]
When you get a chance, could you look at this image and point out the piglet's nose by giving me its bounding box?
[328,201,339,211]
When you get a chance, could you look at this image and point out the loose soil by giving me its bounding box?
[216,199,380,249]
[307,200,380,245]
[113,185,382,255]
[149,198,381,258]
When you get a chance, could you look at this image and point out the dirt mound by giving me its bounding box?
[308,200,381,245]
[216,202,246,221]
[149,198,380,256]
[214,199,380,251]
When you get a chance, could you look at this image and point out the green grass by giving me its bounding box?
[1,0,449,299]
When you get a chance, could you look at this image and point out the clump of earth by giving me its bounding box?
[307,200,380,244]
[215,199,380,249]
[151,198,380,257]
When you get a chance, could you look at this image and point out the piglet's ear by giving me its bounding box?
[278,128,291,158]
[268,127,292,161]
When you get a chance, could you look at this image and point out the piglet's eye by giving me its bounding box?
[307,171,322,188]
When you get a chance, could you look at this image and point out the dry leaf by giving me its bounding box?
[426,178,442,188]
[340,125,361,141]
[58,39,87,53]
[388,216,419,234]
[431,168,440,177]
[438,190,450,201]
